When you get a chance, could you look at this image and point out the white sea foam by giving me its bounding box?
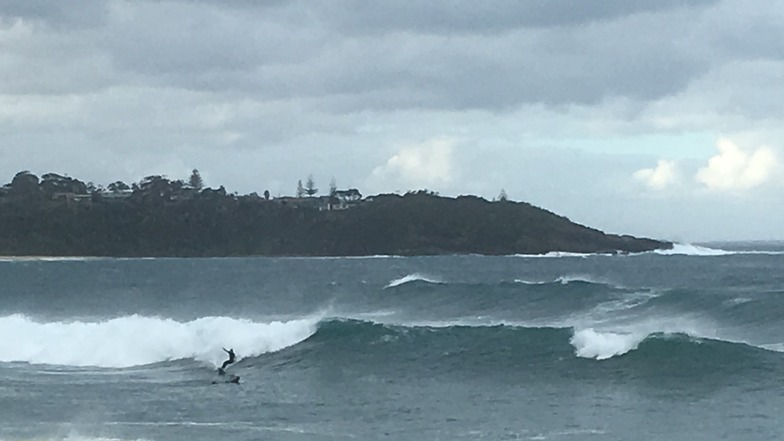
[654,243,732,256]
[514,251,597,258]
[513,243,744,258]
[513,279,549,285]
[570,328,647,360]
[555,274,606,285]
[514,274,614,286]
[543,251,594,258]
[384,273,443,288]
[0,314,318,368]
[285,254,403,260]
[738,250,784,256]
[570,315,721,360]
[0,256,103,262]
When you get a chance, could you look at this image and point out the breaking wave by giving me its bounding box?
[0,314,319,368]
[570,328,648,360]
[385,273,444,288]
[654,244,732,256]
[3,313,781,376]
[272,318,784,375]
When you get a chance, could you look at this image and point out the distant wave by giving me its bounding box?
[386,273,620,291]
[653,243,733,256]
[636,243,784,256]
[0,314,319,368]
[513,251,607,258]
[512,243,772,258]
[285,254,403,260]
[381,275,612,287]
[555,274,610,285]
[0,256,102,263]
[653,243,784,256]
[513,279,549,285]
[542,251,597,258]
[514,274,619,288]
[736,250,784,256]
[385,273,444,288]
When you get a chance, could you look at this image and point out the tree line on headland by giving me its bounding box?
[0,170,671,257]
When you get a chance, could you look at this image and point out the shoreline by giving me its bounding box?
[0,245,726,261]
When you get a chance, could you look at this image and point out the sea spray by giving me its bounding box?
[570,328,646,360]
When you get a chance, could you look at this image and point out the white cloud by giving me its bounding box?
[695,138,778,190]
[370,137,455,189]
[634,159,679,190]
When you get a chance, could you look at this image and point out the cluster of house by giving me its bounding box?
[275,188,363,211]
[0,171,365,210]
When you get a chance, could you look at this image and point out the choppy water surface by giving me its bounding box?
[2,243,784,440]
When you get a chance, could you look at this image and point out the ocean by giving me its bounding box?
[2,243,784,441]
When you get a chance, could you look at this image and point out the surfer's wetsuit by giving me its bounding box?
[221,348,236,370]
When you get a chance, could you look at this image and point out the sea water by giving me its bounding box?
[2,243,784,440]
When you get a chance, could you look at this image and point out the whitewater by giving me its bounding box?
[3,242,784,441]
[0,314,319,368]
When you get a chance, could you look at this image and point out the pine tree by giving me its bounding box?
[189,169,203,191]
[305,174,318,197]
[296,180,305,198]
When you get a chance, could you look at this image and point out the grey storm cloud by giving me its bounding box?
[309,0,720,34]
[172,0,719,33]
[3,0,782,129]
[695,2,784,61]
[2,0,725,111]
[0,0,108,27]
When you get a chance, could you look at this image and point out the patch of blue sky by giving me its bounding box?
[542,131,716,159]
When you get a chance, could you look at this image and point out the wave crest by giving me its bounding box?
[570,328,646,360]
[385,273,443,288]
[0,314,318,368]
[654,244,731,256]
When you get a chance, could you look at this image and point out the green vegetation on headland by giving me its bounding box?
[0,170,671,257]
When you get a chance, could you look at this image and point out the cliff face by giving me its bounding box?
[0,191,670,257]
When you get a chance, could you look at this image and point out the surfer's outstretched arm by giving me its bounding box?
[220,348,236,370]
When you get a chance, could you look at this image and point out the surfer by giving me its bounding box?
[220,347,236,370]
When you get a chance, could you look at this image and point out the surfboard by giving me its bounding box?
[212,374,240,384]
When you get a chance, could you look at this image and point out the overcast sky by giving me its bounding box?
[1,0,783,242]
